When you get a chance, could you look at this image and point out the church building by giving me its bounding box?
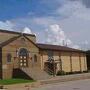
[0,29,87,80]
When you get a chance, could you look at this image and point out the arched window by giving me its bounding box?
[19,48,29,57]
[7,53,12,62]
[34,55,37,62]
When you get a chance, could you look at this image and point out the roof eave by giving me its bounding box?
[38,48,85,53]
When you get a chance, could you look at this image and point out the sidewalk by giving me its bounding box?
[32,79,90,90]
[40,73,90,84]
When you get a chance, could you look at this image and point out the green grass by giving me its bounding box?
[0,79,35,85]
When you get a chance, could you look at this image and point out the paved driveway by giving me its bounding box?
[32,79,90,90]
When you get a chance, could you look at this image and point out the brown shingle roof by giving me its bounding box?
[37,43,85,53]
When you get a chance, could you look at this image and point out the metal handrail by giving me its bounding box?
[44,66,54,75]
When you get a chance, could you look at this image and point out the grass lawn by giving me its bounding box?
[0,79,35,85]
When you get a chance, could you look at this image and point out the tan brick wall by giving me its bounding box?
[40,51,87,73]
[71,53,80,71]
[61,52,71,72]
[2,64,13,79]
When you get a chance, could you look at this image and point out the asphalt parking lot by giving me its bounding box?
[32,79,90,90]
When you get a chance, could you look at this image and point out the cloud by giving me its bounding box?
[56,1,78,17]
[0,20,14,31]
[45,24,66,45]
[44,24,79,49]
[56,0,90,20]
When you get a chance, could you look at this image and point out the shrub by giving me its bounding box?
[72,71,82,74]
[65,71,82,75]
[68,72,74,74]
[83,70,88,73]
[66,72,71,75]
[57,70,66,76]
[56,70,88,76]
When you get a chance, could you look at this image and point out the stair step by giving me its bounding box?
[20,67,52,80]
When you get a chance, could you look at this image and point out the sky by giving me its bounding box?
[0,0,90,50]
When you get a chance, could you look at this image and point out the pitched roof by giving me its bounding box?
[0,29,37,48]
[37,43,85,53]
[0,35,21,47]
[0,29,35,37]
[0,35,38,48]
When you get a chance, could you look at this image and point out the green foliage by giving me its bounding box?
[56,70,88,76]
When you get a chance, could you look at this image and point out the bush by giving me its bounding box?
[57,70,66,76]
[83,70,88,73]
[66,72,72,75]
[72,71,82,74]
[57,70,88,76]
[67,72,74,74]
[64,71,82,75]
[66,71,82,75]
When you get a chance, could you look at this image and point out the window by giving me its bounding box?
[19,48,28,56]
[47,51,54,61]
[34,55,37,62]
[7,53,12,62]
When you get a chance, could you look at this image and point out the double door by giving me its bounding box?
[19,55,28,67]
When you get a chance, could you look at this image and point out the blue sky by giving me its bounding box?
[0,0,62,20]
[0,0,90,50]
[0,0,32,20]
